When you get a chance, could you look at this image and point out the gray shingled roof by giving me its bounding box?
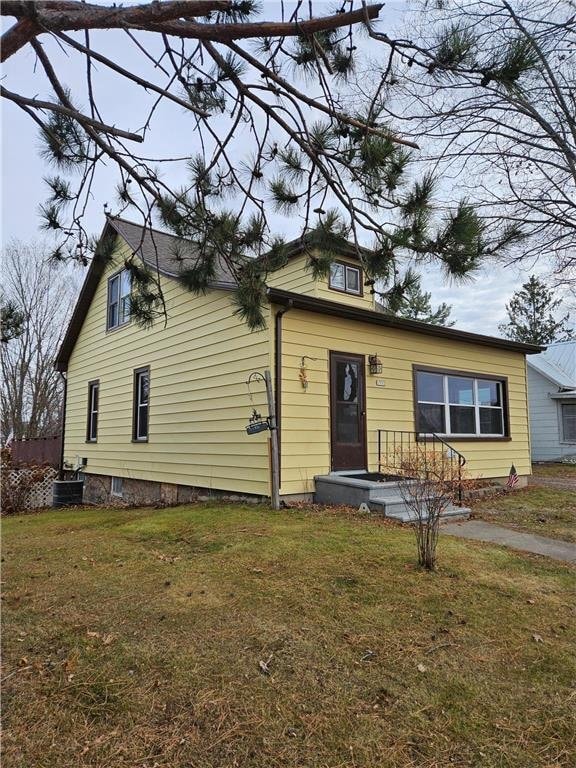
[108,216,237,287]
[107,215,368,288]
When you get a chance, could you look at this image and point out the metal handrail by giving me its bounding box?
[429,432,467,469]
[377,429,467,506]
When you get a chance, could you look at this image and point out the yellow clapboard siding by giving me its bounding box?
[267,251,376,311]
[65,231,533,501]
[64,238,271,495]
[278,308,531,493]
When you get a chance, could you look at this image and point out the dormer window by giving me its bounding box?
[329,261,363,296]
[107,269,131,329]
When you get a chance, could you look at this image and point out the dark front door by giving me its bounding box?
[330,352,367,471]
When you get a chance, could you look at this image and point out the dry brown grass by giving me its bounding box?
[472,486,576,542]
[2,503,575,767]
[532,462,576,479]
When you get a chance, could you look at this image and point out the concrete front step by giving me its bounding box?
[314,473,470,524]
[314,474,418,505]
[368,497,471,523]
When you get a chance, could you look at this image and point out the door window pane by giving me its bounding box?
[418,403,445,433]
[417,371,443,402]
[336,362,358,403]
[336,403,359,443]
[448,377,474,405]
[449,405,476,434]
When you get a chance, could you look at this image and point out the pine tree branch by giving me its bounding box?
[54,31,210,118]
[226,41,419,150]
[1,1,384,62]
[0,85,144,142]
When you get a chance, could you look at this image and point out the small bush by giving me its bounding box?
[382,446,469,570]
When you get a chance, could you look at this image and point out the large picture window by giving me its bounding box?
[86,380,99,442]
[133,367,150,442]
[561,403,576,442]
[107,269,131,329]
[415,368,507,438]
[329,261,363,296]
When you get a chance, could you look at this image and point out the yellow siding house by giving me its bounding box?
[56,216,541,505]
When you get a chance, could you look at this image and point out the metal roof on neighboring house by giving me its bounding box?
[528,341,576,389]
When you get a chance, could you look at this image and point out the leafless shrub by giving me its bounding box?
[384,447,466,570]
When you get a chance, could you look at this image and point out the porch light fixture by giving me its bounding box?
[368,355,383,375]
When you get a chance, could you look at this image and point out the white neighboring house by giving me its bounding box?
[527,341,576,462]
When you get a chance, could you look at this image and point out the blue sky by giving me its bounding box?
[1,1,572,334]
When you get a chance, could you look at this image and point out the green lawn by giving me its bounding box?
[2,504,575,768]
[472,487,576,542]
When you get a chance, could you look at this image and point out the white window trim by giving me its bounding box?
[87,382,99,442]
[107,269,131,330]
[560,402,576,443]
[417,372,506,438]
[134,369,149,441]
[111,476,123,497]
[329,261,362,296]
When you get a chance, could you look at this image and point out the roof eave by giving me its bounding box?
[549,390,576,399]
[267,287,544,355]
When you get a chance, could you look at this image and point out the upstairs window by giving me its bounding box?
[86,380,99,442]
[133,367,150,442]
[415,368,507,438]
[107,269,131,329]
[329,261,363,296]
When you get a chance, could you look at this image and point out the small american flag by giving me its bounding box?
[506,464,519,488]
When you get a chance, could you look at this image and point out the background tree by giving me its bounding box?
[498,275,574,345]
[391,273,454,326]
[0,299,25,343]
[1,1,525,328]
[0,242,80,442]
[387,0,576,285]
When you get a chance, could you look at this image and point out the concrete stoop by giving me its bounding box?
[314,473,471,524]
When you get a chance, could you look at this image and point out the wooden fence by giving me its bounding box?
[11,435,62,468]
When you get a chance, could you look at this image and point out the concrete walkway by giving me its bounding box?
[442,520,576,564]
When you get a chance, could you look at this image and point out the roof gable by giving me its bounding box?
[55,216,370,371]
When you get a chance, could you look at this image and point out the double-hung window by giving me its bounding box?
[86,380,99,442]
[329,261,362,296]
[561,403,576,442]
[107,269,131,329]
[133,367,150,441]
[415,368,507,438]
